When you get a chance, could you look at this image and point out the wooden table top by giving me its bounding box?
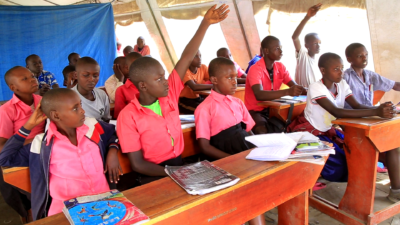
[332,115,400,130]
[257,100,306,109]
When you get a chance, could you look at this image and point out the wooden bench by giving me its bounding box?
[27,151,327,225]
[194,86,246,102]
[257,101,307,121]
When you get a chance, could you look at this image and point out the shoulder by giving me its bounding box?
[94,88,108,100]
[339,79,350,88]
[43,70,55,76]
[0,101,15,116]
[200,64,208,70]
[309,80,325,91]
[275,62,287,70]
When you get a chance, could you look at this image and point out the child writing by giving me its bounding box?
[72,57,111,122]
[68,52,80,67]
[245,35,305,134]
[0,88,122,220]
[105,56,129,103]
[288,53,395,182]
[26,54,59,96]
[292,3,322,87]
[62,65,77,88]
[179,50,212,114]
[113,52,142,118]
[216,47,247,83]
[117,4,229,185]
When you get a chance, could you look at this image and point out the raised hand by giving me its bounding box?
[203,4,230,25]
[23,102,47,131]
[306,3,322,18]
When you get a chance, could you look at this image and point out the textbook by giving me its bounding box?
[165,161,240,195]
[272,95,307,103]
[62,190,149,225]
[245,133,297,161]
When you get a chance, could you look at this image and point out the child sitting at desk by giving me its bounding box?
[288,53,395,182]
[72,57,111,122]
[105,56,129,103]
[117,4,229,185]
[0,88,122,220]
[245,35,305,134]
[216,47,247,84]
[179,50,213,114]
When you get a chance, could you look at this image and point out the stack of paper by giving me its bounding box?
[245,133,297,161]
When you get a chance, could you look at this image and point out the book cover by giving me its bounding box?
[63,190,149,225]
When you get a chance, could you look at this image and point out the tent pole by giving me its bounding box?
[233,0,252,59]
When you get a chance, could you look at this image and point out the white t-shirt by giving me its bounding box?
[294,47,321,88]
[304,79,353,132]
[72,85,111,121]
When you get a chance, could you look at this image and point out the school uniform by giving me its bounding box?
[37,70,58,89]
[179,64,210,113]
[133,45,150,56]
[117,69,184,184]
[294,47,321,88]
[233,61,245,78]
[114,79,139,119]
[72,85,111,121]
[195,90,255,154]
[245,58,293,131]
[0,118,118,220]
[343,67,395,108]
[245,54,262,74]
[104,74,124,103]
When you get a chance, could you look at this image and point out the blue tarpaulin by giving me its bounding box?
[0,3,116,101]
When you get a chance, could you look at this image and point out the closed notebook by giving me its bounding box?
[165,161,240,195]
[62,190,149,225]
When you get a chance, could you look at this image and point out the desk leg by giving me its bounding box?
[278,191,308,225]
[338,126,378,222]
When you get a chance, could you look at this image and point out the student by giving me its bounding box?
[133,36,150,56]
[72,57,111,122]
[0,88,122,220]
[245,47,263,74]
[68,52,80,67]
[117,4,229,185]
[62,65,77,89]
[343,43,400,108]
[26,54,59,96]
[216,47,247,84]
[179,50,212,114]
[288,53,395,183]
[105,57,129,103]
[292,3,322,87]
[0,66,45,220]
[245,35,305,134]
[114,52,142,118]
[123,46,134,56]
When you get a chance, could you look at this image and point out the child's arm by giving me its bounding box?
[393,82,400,91]
[174,4,229,80]
[0,138,7,152]
[198,138,230,160]
[252,81,304,101]
[185,81,213,91]
[292,3,322,52]
[127,151,167,176]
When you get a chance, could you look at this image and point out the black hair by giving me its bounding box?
[129,57,161,87]
[68,53,79,62]
[113,56,126,65]
[345,43,366,57]
[123,46,134,56]
[126,52,142,62]
[41,88,77,117]
[4,66,25,86]
[75,57,99,70]
[304,33,319,43]
[318,53,342,68]
[208,57,235,77]
[216,47,229,56]
[25,54,39,65]
[261,36,279,49]
[62,65,75,78]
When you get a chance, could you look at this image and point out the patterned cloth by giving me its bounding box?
[37,70,58,88]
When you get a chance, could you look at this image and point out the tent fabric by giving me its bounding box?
[0,3,116,101]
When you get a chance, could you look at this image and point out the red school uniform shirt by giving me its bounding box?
[117,69,184,164]
[114,79,139,119]
[0,94,45,139]
[245,58,293,111]
[195,90,255,140]
[179,64,210,99]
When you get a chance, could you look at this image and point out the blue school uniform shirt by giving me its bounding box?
[245,55,262,74]
[343,67,394,109]
[37,70,58,88]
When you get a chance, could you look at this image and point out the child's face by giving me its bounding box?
[140,63,169,98]
[76,64,100,91]
[264,40,283,61]
[305,35,321,55]
[190,51,202,68]
[321,58,344,83]
[63,71,76,87]
[9,67,39,94]
[26,56,43,74]
[137,38,145,49]
[347,47,368,69]
[217,50,232,61]
[211,64,237,95]
[69,54,80,67]
[52,92,86,128]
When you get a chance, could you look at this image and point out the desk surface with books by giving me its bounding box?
[194,86,245,102]
[258,98,307,121]
[310,115,400,225]
[28,150,326,225]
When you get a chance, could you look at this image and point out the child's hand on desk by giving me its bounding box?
[23,102,47,131]
[203,4,229,25]
[377,102,396,118]
[287,85,304,96]
[104,147,123,183]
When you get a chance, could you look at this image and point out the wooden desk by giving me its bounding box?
[309,116,400,225]
[373,90,385,105]
[258,101,307,121]
[2,124,199,193]
[28,151,326,225]
[194,87,246,102]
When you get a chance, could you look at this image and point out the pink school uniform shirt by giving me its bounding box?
[233,61,245,78]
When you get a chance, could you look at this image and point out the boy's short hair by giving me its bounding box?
[318,53,342,69]
[41,88,76,117]
[129,57,159,86]
[113,56,125,65]
[62,65,75,77]
[216,47,229,56]
[304,33,318,44]
[123,46,133,56]
[68,53,79,62]
[209,57,235,77]
[261,36,279,49]
[25,54,39,65]
[4,66,24,86]
[75,57,99,70]
[345,43,366,57]
[126,52,142,62]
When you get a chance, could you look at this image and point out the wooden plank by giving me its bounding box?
[373,90,385,105]
[27,152,326,225]
[332,115,400,130]
[258,101,306,122]
[278,191,309,225]
[2,166,31,193]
